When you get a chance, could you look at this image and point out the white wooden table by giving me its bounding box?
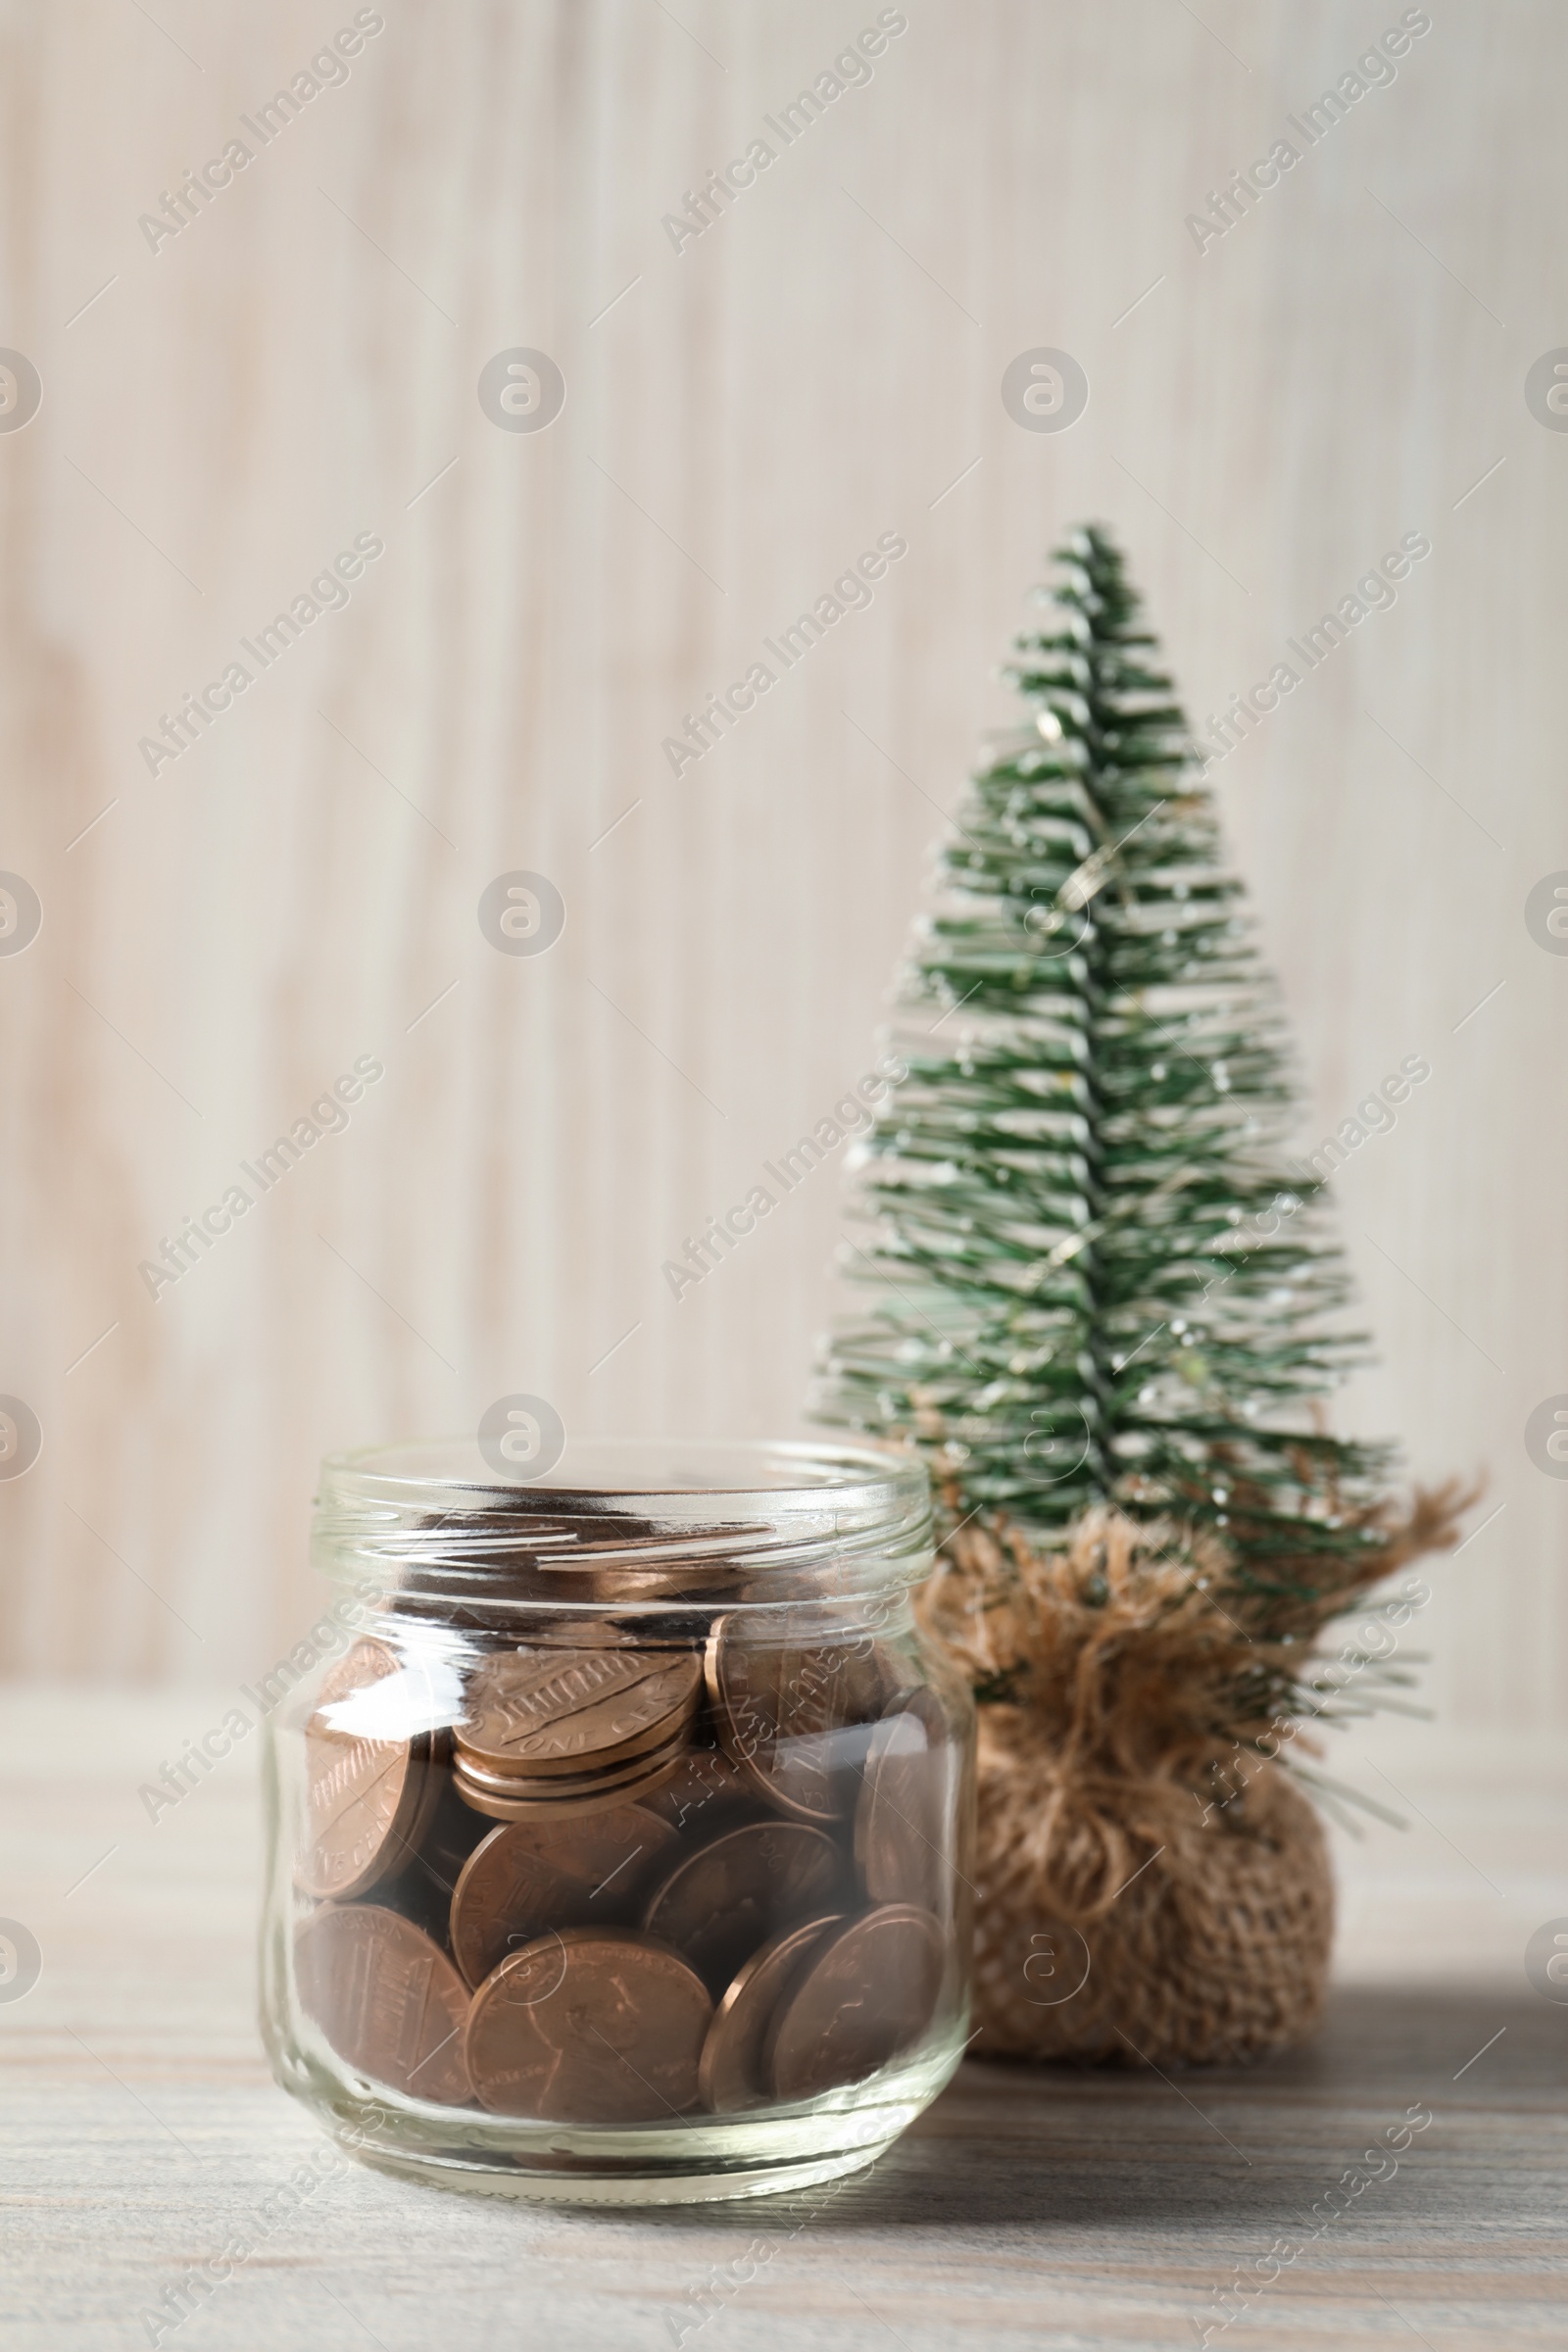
[4,1687,1565,2350]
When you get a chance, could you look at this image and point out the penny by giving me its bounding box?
[453,1742,685,1823]
[640,1818,843,1993]
[380,1733,446,1871]
[854,1689,951,1914]
[452,1709,691,1790]
[698,1914,843,2114]
[452,1724,688,1798]
[295,1639,436,1901]
[586,1560,740,1605]
[527,1616,641,1646]
[465,1928,711,2122]
[450,1804,679,1989]
[459,1643,702,1774]
[377,1778,490,1949]
[640,1742,758,1835]
[706,1619,891,1823]
[294,1902,473,2105]
[450,1721,690,1805]
[765,1904,946,2102]
[454,1695,690,1782]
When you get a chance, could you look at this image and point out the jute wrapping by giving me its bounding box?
[969,1707,1333,2063]
[919,1493,1463,2069]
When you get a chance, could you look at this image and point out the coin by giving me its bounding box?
[452,1724,688,1798]
[465,1928,711,2121]
[452,1741,685,1823]
[854,1689,951,1914]
[459,1643,702,1774]
[454,1695,690,1781]
[450,1804,679,1989]
[295,1639,436,1901]
[640,1818,843,1993]
[640,1742,757,1835]
[585,1561,741,1605]
[527,1616,643,1646]
[764,1904,946,2102]
[294,1902,473,2105]
[377,1779,490,1949]
[698,1914,843,2114]
[705,1619,891,1823]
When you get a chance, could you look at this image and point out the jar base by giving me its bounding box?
[349,2132,905,2207]
[273,2023,967,2209]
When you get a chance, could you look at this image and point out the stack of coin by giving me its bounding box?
[293,1613,961,2124]
[450,1637,703,1819]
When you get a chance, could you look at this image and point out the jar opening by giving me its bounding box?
[311,1437,933,1612]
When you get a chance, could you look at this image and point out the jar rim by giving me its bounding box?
[311,1436,933,1609]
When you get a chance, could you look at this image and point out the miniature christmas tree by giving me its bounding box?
[812,526,1464,1974]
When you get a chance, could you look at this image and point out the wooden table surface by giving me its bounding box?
[4,1688,1565,2351]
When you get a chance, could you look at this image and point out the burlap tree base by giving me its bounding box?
[918,1498,1461,2070]
[969,1710,1334,2065]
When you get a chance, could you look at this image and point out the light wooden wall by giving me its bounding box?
[2,0,1562,1783]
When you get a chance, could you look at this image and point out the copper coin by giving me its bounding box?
[380,1731,445,1874]
[450,1804,679,1989]
[854,1689,951,1913]
[640,1818,843,1993]
[705,1620,892,1823]
[377,1778,490,1949]
[459,1643,702,1773]
[453,1743,684,1823]
[465,1928,711,2122]
[765,1904,946,2102]
[527,1616,643,1646]
[451,1719,690,1797]
[586,1563,739,1604]
[450,1724,689,1805]
[698,1914,843,2114]
[293,1902,473,2106]
[295,1639,435,1901]
[641,1742,758,1835]
[454,1696,690,1782]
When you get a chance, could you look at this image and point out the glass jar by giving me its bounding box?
[260,1437,975,2205]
